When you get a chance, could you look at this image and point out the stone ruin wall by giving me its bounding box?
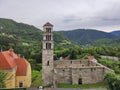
[54,60,114,85]
[54,60,100,68]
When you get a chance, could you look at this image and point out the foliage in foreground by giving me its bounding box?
[98,59,120,90]
[104,73,120,90]
[0,70,7,88]
[31,70,42,87]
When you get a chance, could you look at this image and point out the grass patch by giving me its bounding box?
[58,82,108,88]
[31,70,42,87]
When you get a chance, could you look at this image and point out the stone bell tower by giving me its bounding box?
[42,22,54,86]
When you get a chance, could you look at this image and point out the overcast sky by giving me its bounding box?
[0,0,120,32]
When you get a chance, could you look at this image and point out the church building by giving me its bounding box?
[42,22,114,87]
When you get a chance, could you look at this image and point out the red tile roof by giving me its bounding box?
[16,58,29,76]
[0,48,29,76]
[87,56,95,61]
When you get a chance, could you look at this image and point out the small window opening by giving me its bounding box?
[47,61,49,66]
[91,68,93,72]
[46,35,51,41]
[46,43,51,49]
[19,82,23,87]
[78,78,82,84]
[82,65,84,67]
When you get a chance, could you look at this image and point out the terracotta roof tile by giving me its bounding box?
[88,56,95,61]
[16,58,29,76]
[0,51,17,69]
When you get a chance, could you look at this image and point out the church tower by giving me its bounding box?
[42,22,54,86]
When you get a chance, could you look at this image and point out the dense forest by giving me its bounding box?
[59,29,120,45]
[0,18,120,89]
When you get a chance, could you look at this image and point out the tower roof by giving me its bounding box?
[43,22,53,27]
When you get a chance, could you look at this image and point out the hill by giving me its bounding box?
[1,18,120,62]
[59,29,118,45]
[91,38,120,47]
[110,30,120,37]
[0,18,73,62]
[0,18,42,41]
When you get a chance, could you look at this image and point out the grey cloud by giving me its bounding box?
[0,0,120,32]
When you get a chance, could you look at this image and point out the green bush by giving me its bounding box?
[104,73,120,90]
[98,58,120,74]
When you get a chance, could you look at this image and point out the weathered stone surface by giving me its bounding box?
[42,23,54,86]
[54,60,114,85]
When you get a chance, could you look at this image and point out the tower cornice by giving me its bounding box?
[43,22,53,27]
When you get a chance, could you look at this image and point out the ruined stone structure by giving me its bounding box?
[54,60,113,85]
[42,23,114,87]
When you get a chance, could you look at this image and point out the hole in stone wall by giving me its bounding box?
[78,78,82,84]
[47,61,49,66]
[91,68,93,72]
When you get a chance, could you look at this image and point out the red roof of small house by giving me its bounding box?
[15,58,29,76]
[0,49,17,69]
[0,48,29,76]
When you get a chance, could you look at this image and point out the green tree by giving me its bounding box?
[104,73,120,90]
[70,49,77,59]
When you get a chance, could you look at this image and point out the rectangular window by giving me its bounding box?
[19,81,23,87]
[46,35,51,41]
[46,43,51,49]
[47,61,49,66]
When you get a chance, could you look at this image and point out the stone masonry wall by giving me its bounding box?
[54,60,95,68]
[42,50,54,86]
[54,68,72,84]
[72,67,104,84]
[54,59,114,85]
